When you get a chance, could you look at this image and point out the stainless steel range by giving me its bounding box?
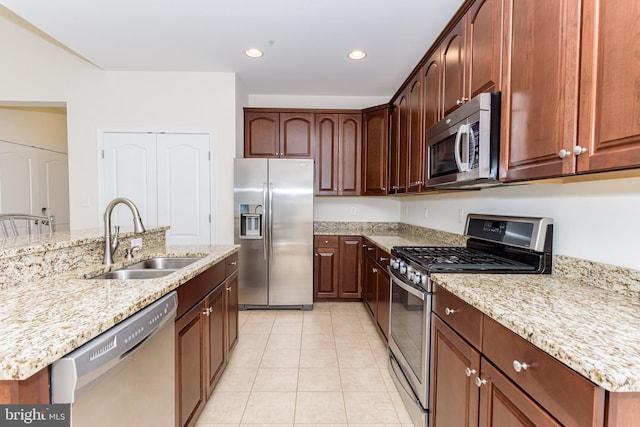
[387,214,553,427]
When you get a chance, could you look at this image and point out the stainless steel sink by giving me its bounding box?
[125,257,202,270]
[91,269,174,280]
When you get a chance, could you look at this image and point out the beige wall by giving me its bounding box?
[0,8,238,243]
[0,106,68,152]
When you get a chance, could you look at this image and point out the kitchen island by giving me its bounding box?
[0,226,238,404]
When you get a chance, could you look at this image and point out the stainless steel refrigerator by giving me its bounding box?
[233,158,314,309]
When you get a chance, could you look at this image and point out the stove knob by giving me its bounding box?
[412,272,422,285]
[391,258,400,270]
[400,262,407,274]
[408,271,415,282]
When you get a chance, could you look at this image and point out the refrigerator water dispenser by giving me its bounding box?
[239,204,263,239]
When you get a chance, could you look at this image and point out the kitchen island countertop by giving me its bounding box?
[0,242,238,381]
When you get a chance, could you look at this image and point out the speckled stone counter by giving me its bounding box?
[0,228,239,380]
[317,221,640,392]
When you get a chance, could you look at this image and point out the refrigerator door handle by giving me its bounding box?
[268,183,274,260]
[262,182,268,260]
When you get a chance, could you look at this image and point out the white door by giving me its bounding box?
[39,150,70,231]
[0,141,35,216]
[157,134,210,245]
[103,133,158,228]
[102,132,211,245]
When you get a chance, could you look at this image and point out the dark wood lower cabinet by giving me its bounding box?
[176,254,240,427]
[314,235,362,300]
[363,255,377,318]
[376,266,390,339]
[362,239,390,340]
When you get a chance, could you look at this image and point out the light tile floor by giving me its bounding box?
[195,302,415,427]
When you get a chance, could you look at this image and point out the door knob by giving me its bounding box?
[558,149,570,158]
[573,146,587,156]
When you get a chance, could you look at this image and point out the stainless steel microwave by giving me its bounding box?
[425,92,500,189]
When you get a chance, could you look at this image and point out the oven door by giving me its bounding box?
[388,268,431,409]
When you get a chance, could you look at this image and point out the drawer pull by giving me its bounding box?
[229,261,237,265]
[203,307,212,317]
[465,367,476,377]
[475,377,487,387]
[379,257,388,261]
[324,240,329,244]
[513,360,529,372]
[226,287,232,292]
[372,268,378,273]
[444,307,458,315]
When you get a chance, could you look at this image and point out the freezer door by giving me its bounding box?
[234,158,268,306]
[268,159,314,306]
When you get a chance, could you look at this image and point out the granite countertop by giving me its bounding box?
[353,226,640,393]
[0,244,239,380]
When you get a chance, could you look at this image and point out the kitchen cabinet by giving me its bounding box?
[389,92,408,194]
[313,235,362,300]
[244,110,314,158]
[314,236,339,299]
[175,254,239,427]
[362,239,390,339]
[576,0,640,174]
[407,74,424,193]
[361,105,389,196]
[431,283,605,427]
[499,0,581,181]
[315,113,362,195]
[422,50,442,131]
[441,17,468,116]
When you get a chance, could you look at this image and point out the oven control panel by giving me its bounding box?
[390,257,429,289]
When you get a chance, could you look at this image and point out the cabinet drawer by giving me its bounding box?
[376,248,390,267]
[314,235,339,248]
[432,283,482,350]
[362,239,377,259]
[225,252,238,277]
[177,262,225,319]
[483,316,604,427]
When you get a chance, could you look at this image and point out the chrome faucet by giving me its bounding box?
[103,197,146,265]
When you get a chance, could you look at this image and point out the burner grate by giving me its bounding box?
[395,246,535,271]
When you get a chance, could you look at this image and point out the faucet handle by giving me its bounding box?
[124,245,142,259]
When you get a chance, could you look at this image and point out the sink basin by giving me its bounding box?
[125,257,202,270]
[91,269,174,280]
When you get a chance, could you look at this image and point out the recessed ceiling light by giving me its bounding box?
[244,48,264,58]
[348,50,367,60]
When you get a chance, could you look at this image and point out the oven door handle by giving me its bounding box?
[388,267,427,300]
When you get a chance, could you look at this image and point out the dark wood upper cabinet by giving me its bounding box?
[407,75,424,192]
[389,93,408,194]
[315,114,339,195]
[499,0,580,181]
[441,18,468,116]
[279,112,314,158]
[244,111,279,157]
[338,114,362,195]
[467,0,503,98]
[362,105,389,196]
[422,51,442,130]
[577,0,640,174]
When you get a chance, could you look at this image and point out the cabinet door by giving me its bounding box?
[314,246,339,299]
[430,314,480,427]
[389,93,408,194]
[338,114,362,195]
[389,99,401,194]
[478,359,561,427]
[442,17,468,116]
[175,302,206,427]
[363,255,378,319]
[577,0,640,173]
[204,285,226,398]
[499,0,580,181]
[315,114,339,195]
[280,113,314,158]
[362,106,389,195]
[467,0,503,97]
[376,266,390,340]
[157,133,211,245]
[338,236,362,298]
[407,75,424,192]
[225,271,239,355]
[422,51,442,130]
[244,111,279,158]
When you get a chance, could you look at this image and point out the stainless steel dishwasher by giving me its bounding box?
[51,291,177,427]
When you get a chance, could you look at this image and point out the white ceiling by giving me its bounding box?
[1,0,465,97]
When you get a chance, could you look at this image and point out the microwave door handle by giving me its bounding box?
[454,124,469,172]
[468,125,477,167]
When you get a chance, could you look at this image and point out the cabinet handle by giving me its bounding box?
[410,181,423,186]
[465,367,477,377]
[444,307,458,315]
[368,247,375,251]
[372,268,378,273]
[475,377,487,387]
[324,240,329,244]
[379,257,388,261]
[456,97,469,106]
[573,145,587,156]
[513,360,529,372]
[382,187,386,191]
[391,185,399,190]
[229,261,237,265]
[203,307,212,317]
[558,149,570,158]
[226,287,232,292]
